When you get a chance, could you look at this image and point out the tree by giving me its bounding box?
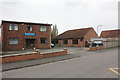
[51,24,58,39]
[51,24,58,44]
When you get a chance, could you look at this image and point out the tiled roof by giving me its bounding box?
[100,29,120,38]
[56,27,93,39]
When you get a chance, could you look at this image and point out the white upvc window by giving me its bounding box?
[9,24,18,30]
[9,38,18,44]
[40,26,47,31]
[28,25,32,31]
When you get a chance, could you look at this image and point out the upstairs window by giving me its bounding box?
[40,38,47,44]
[28,25,32,31]
[9,38,18,45]
[63,40,68,44]
[72,39,78,44]
[9,24,18,30]
[40,26,47,31]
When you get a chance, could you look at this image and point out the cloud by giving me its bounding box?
[60,0,88,9]
[0,0,20,4]
[99,1,118,11]
[0,0,118,34]
[63,1,80,7]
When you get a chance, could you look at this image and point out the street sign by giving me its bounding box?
[24,33,36,36]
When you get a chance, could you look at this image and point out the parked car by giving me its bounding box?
[51,43,55,48]
[92,41,103,47]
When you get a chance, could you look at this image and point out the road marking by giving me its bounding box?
[109,68,120,76]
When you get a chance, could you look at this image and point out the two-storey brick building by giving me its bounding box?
[1,20,52,51]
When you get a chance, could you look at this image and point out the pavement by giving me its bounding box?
[2,47,117,71]
[1,47,84,55]
[2,47,118,78]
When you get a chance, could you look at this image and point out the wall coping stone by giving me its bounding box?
[0,52,37,58]
[40,50,65,54]
[0,50,66,58]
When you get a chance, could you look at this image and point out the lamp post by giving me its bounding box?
[97,25,103,36]
[96,25,103,47]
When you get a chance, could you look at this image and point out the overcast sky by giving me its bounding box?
[0,0,119,35]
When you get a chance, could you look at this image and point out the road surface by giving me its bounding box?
[2,48,118,78]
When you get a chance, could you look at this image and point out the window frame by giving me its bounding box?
[40,26,47,32]
[63,39,68,44]
[9,38,19,45]
[72,39,78,44]
[27,25,33,31]
[40,38,47,44]
[9,24,18,31]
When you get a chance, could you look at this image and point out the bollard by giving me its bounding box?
[33,47,36,50]
[22,48,25,50]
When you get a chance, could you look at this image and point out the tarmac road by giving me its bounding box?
[2,47,118,78]
[2,47,89,71]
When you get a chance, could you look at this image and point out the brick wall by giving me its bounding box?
[58,39,83,47]
[101,37,120,48]
[1,50,67,64]
[89,46,106,51]
[103,41,120,48]
[2,22,51,51]
[84,28,98,42]
[61,39,84,47]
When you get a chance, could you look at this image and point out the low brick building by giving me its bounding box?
[1,20,52,51]
[100,29,120,47]
[100,29,120,38]
[56,27,98,47]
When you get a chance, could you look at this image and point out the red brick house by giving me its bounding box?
[56,27,98,47]
[100,29,120,47]
[100,29,120,38]
[100,29,120,41]
[1,20,52,51]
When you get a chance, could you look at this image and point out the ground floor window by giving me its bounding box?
[63,40,68,44]
[40,38,47,44]
[9,38,18,44]
[72,39,78,44]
